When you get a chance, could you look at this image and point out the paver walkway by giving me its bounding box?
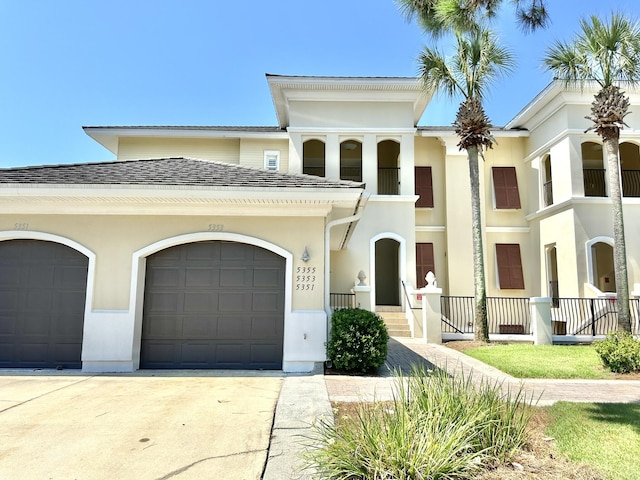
[325,337,640,405]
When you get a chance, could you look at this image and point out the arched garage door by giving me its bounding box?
[0,240,88,369]
[141,241,285,369]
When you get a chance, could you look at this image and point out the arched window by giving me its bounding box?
[377,140,400,194]
[581,142,606,197]
[340,140,362,182]
[620,142,640,197]
[302,139,325,177]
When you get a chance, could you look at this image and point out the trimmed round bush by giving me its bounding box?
[327,308,389,373]
[594,331,640,374]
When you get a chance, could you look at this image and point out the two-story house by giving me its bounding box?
[1,74,638,372]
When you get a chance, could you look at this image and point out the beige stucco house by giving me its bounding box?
[1,75,639,372]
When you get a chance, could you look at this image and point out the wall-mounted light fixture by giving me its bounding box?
[301,246,310,262]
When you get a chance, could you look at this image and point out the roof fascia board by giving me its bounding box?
[84,127,289,155]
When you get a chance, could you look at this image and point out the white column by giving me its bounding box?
[288,133,302,175]
[399,132,415,195]
[326,134,340,180]
[362,134,377,194]
[530,296,553,345]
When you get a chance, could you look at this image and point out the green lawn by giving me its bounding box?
[462,343,610,379]
[546,402,640,480]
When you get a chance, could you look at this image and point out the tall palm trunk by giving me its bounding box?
[468,144,489,342]
[604,137,631,331]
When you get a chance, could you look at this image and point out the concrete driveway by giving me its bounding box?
[0,372,283,480]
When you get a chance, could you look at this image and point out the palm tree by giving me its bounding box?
[419,28,514,342]
[543,13,640,332]
[397,0,549,36]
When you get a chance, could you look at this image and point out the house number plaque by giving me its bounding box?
[296,266,317,291]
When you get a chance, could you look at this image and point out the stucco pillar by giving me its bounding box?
[362,134,377,193]
[420,272,442,344]
[326,134,340,179]
[399,132,416,195]
[353,286,372,311]
[530,296,553,345]
[288,133,302,175]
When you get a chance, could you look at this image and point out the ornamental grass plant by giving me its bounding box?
[306,365,534,479]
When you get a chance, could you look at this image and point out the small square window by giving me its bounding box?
[264,150,280,171]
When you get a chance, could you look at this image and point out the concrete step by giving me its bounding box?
[377,310,412,337]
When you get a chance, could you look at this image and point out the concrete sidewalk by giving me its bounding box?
[265,337,640,479]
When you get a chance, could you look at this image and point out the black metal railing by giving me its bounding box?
[543,180,553,206]
[552,297,619,335]
[583,169,607,197]
[488,297,531,334]
[622,169,640,197]
[377,167,400,195]
[549,280,559,308]
[441,296,531,335]
[330,292,356,310]
[441,296,474,333]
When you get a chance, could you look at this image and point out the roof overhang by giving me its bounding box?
[266,74,432,128]
[0,184,365,216]
[83,126,289,155]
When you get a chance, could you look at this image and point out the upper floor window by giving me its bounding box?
[303,140,325,177]
[415,166,434,208]
[264,150,280,172]
[492,167,521,209]
[340,140,362,182]
[378,140,400,195]
[542,154,553,207]
[496,243,525,289]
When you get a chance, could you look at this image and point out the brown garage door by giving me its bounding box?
[141,241,285,369]
[0,240,88,369]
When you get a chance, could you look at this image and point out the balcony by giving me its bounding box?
[622,169,640,197]
[583,169,606,197]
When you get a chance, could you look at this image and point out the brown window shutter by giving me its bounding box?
[493,167,521,209]
[416,243,435,287]
[496,244,525,289]
[415,167,434,208]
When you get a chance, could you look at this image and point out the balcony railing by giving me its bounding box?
[543,180,553,206]
[340,166,362,182]
[622,169,640,197]
[377,167,400,195]
[303,165,325,177]
[583,169,606,197]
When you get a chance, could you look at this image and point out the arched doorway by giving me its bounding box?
[590,241,616,293]
[141,240,285,369]
[375,238,400,306]
[0,239,88,368]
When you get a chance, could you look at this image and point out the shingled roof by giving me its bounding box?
[0,157,364,189]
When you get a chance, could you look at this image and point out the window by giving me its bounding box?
[492,167,521,209]
[416,243,435,287]
[264,150,280,171]
[496,244,525,289]
[415,167,434,208]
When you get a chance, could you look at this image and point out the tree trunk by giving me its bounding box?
[604,137,632,332]
[467,144,489,342]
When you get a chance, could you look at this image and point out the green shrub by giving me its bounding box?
[327,308,388,373]
[305,366,534,479]
[594,332,640,374]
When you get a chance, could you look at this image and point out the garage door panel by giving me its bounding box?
[0,316,16,335]
[181,343,210,366]
[53,291,87,316]
[50,343,82,366]
[253,268,282,288]
[26,265,55,288]
[147,267,180,288]
[0,292,18,311]
[0,266,21,286]
[22,313,50,336]
[56,265,91,288]
[181,316,212,337]
[218,292,247,312]
[20,342,49,364]
[183,292,213,312]
[142,241,284,369]
[146,292,180,313]
[219,267,247,287]
[217,316,246,338]
[250,316,280,337]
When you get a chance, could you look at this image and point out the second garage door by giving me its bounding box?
[141,241,285,369]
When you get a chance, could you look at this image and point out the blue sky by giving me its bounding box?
[1,0,639,167]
